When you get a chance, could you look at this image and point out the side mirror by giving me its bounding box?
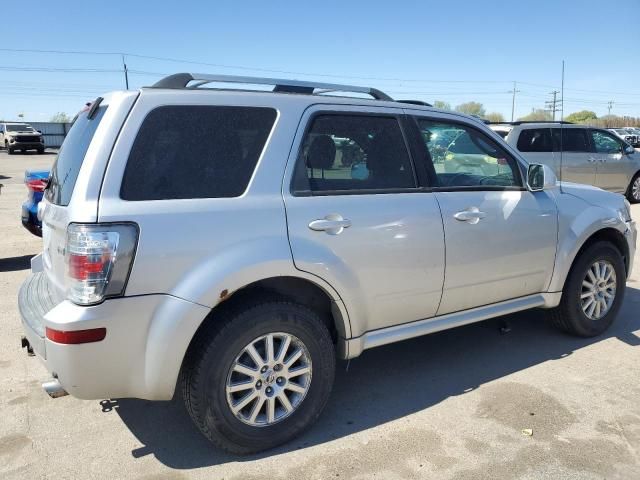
[527,163,557,192]
[624,145,635,155]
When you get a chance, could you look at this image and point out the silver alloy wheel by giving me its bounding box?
[225,332,312,427]
[632,177,640,201]
[581,260,617,321]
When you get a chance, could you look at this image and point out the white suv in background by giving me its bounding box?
[491,122,640,202]
[608,128,638,147]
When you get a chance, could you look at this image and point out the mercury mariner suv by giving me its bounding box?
[18,73,637,454]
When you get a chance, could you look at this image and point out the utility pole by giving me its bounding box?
[122,54,129,90]
[545,90,562,121]
[510,81,520,122]
[607,100,614,117]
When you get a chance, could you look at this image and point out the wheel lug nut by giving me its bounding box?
[266,387,273,394]
[277,377,284,384]
[274,364,282,372]
[256,380,262,388]
[261,366,267,373]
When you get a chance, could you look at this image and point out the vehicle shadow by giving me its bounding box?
[0,254,34,272]
[107,285,640,468]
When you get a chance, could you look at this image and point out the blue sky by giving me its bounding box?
[1,0,639,121]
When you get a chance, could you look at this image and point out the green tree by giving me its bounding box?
[517,109,552,122]
[455,102,486,117]
[484,112,505,123]
[564,110,597,124]
[50,112,71,123]
[433,100,451,111]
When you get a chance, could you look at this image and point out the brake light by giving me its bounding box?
[26,179,47,192]
[65,223,138,305]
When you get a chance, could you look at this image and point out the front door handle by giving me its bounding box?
[308,214,352,235]
[454,207,486,225]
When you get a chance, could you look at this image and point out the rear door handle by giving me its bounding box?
[454,207,486,225]
[308,214,352,235]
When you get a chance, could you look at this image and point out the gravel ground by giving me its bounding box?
[1,149,640,479]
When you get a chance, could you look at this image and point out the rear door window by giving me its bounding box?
[551,128,590,152]
[120,106,277,200]
[291,114,417,194]
[516,128,553,152]
[45,106,107,206]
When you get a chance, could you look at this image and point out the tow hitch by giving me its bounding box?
[21,336,35,356]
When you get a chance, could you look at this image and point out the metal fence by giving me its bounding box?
[28,122,72,148]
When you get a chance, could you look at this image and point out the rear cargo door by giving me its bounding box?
[41,92,138,299]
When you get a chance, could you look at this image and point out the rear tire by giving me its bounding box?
[547,241,625,337]
[37,148,44,154]
[182,299,335,454]
[7,147,14,154]
[627,173,640,203]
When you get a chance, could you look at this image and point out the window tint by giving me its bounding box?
[592,130,623,154]
[121,106,277,200]
[551,128,590,152]
[45,106,107,206]
[292,115,416,193]
[417,119,520,188]
[516,128,553,152]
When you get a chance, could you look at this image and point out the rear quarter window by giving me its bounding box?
[45,106,107,206]
[120,106,277,200]
[516,128,553,152]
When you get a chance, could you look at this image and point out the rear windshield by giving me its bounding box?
[120,106,277,200]
[45,106,107,206]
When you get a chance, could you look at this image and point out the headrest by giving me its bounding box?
[306,135,335,170]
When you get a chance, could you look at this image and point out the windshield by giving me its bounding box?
[7,124,34,132]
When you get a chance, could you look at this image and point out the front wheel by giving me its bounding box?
[547,241,626,337]
[182,299,335,454]
[627,173,640,203]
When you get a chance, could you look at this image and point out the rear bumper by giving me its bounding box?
[18,271,210,400]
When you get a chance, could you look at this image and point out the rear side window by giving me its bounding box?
[292,114,416,194]
[45,106,107,206]
[551,128,590,152]
[120,106,277,200]
[517,128,553,152]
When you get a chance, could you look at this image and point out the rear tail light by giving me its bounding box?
[65,223,138,305]
[26,179,47,192]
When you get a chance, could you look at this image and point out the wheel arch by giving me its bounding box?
[551,226,630,294]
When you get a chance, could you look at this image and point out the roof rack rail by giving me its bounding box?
[396,100,433,107]
[150,73,394,101]
[488,120,574,125]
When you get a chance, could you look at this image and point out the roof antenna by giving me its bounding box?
[559,60,565,193]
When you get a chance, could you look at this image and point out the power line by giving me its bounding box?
[545,90,562,121]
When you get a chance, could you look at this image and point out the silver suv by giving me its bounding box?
[490,122,640,203]
[19,74,637,454]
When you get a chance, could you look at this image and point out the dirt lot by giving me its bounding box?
[1,149,640,479]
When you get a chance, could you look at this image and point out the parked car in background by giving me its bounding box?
[491,122,640,202]
[21,170,48,237]
[608,128,638,147]
[0,122,45,154]
[623,127,640,147]
[18,74,636,454]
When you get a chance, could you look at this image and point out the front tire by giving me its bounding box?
[547,241,626,337]
[182,299,335,454]
[627,173,640,203]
